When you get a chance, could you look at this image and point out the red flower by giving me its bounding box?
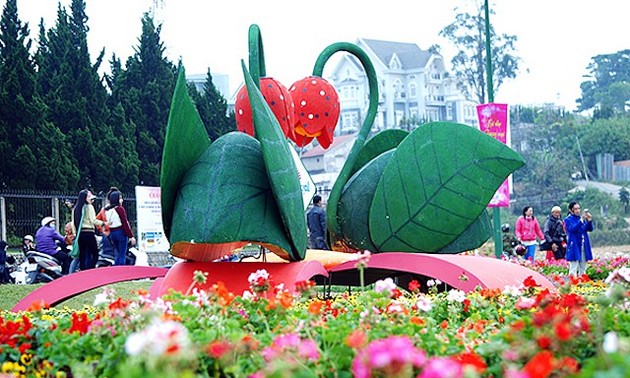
[440,320,449,329]
[453,351,487,373]
[524,350,554,378]
[537,336,552,349]
[18,342,31,354]
[408,279,421,292]
[523,276,539,288]
[206,340,232,359]
[555,322,572,341]
[463,298,471,313]
[68,312,92,335]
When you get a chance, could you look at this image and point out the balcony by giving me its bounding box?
[425,95,445,104]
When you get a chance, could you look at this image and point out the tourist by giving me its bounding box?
[96,187,119,261]
[22,235,36,255]
[564,201,594,277]
[72,189,105,271]
[35,217,72,274]
[307,195,328,250]
[515,206,544,261]
[0,241,11,283]
[105,190,136,266]
[541,206,567,260]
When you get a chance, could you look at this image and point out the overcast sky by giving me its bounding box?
[5,0,630,111]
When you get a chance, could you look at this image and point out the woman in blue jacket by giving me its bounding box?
[564,201,593,277]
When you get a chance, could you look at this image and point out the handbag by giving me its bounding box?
[70,207,85,259]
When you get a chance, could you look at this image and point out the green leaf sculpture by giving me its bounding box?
[241,61,307,260]
[369,122,524,252]
[437,210,493,253]
[170,132,296,259]
[349,129,408,178]
[161,68,211,239]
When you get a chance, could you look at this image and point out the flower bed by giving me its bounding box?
[1,257,629,377]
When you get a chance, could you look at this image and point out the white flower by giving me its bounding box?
[93,292,109,306]
[446,289,466,303]
[242,290,255,300]
[427,279,435,287]
[603,332,619,353]
[503,285,522,297]
[416,295,433,312]
[374,277,397,295]
[618,267,630,282]
[124,318,190,357]
[248,269,270,285]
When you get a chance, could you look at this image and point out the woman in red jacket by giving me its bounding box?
[515,206,544,261]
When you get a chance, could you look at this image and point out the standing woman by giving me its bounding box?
[105,191,136,266]
[515,206,545,261]
[564,201,594,277]
[72,189,104,270]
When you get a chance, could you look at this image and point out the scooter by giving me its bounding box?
[12,251,64,284]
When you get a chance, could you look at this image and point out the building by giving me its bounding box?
[299,133,357,199]
[187,72,231,101]
[328,38,478,135]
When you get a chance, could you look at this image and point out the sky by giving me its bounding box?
[4,0,630,111]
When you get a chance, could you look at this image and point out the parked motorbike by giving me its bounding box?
[12,251,64,284]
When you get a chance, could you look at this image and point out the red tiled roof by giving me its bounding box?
[299,133,357,158]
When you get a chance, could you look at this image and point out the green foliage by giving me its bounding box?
[439,5,520,103]
[187,68,236,141]
[578,49,630,115]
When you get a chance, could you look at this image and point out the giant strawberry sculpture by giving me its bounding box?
[160,24,524,263]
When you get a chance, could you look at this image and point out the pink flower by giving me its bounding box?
[262,333,320,362]
[417,357,463,378]
[352,336,426,378]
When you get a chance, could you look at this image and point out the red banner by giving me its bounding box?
[476,103,510,207]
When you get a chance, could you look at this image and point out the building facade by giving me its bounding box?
[329,38,477,135]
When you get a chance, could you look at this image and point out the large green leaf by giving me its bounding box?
[437,210,492,253]
[170,132,294,256]
[350,129,408,178]
[161,68,211,239]
[369,122,525,252]
[242,61,307,261]
[338,150,394,252]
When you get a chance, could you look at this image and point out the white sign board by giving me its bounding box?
[290,146,316,210]
[135,186,170,253]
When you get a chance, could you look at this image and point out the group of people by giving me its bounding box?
[514,202,594,277]
[17,187,136,275]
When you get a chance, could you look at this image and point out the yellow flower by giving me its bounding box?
[2,361,16,373]
[41,314,54,322]
[20,353,33,366]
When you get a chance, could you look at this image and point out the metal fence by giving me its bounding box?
[0,190,136,246]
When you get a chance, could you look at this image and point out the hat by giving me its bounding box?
[24,235,34,242]
[551,206,562,213]
[41,216,56,227]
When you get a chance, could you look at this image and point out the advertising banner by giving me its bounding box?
[476,103,511,207]
[135,186,170,253]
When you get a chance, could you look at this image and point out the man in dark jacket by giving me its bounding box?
[307,195,328,250]
[35,217,71,274]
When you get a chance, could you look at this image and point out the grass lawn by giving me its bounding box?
[0,280,154,312]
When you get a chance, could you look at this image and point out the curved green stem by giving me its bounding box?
[312,43,379,243]
[247,24,266,88]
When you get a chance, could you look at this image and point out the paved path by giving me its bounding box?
[574,180,625,197]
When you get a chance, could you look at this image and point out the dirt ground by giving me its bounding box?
[590,244,630,258]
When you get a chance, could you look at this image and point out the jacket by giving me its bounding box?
[35,226,66,256]
[307,205,327,239]
[564,213,593,262]
[515,216,544,242]
[543,215,566,245]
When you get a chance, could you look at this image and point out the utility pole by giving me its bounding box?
[575,135,589,182]
[483,0,503,258]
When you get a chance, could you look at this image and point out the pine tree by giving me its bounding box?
[35,0,113,190]
[189,68,236,141]
[0,0,78,190]
[108,13,176,186]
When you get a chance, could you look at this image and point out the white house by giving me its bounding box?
[329,38,478,135]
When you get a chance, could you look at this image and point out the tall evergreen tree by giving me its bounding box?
[0,0,78,190]
[188,68,236,141]
[35,0,115,190]
[108,13,176,186]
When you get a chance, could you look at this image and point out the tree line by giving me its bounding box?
[0,0,235,194]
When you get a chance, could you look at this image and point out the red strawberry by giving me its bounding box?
[235,77,296,140]
[288,76,340,148]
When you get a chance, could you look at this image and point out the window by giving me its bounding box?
[446,105,453,120]
[409,83,417,98]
